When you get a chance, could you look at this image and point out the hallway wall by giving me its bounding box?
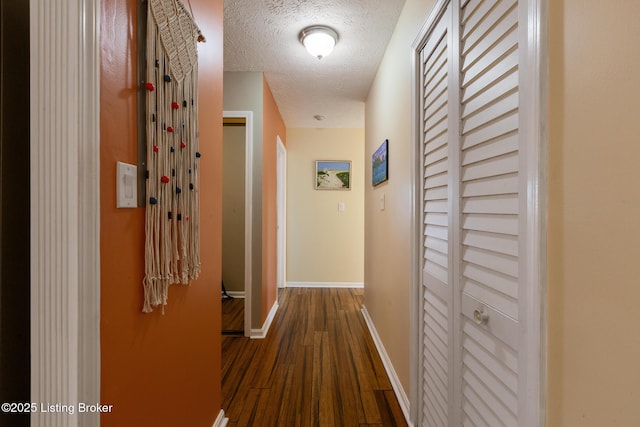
[261,76,286,318]
[547,0,640,425]
[223,72,285,328]
[99,0,224,425]
[286,128,365,285]
[364,0,435,398]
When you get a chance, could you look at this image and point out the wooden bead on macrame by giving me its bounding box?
[189,183,194,190]
[145,82,155,91]
[149,197,158,205]
[161,176,170,183]
[167,126,174,133]
[172,101,179,110]
[195,152,201,158]
[164,74,172,82]
[170,146,175,153]
[153,145,159,153]
[180,142,186,149]
[176,187,182,194]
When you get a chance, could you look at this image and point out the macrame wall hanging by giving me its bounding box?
[143,0,205,313]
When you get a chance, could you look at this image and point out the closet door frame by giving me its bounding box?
[409,0,548,425]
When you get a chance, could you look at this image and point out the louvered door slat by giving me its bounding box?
[461,0,518,58]
[461,132,518,165]
[463,262,518,299]
[462,50,518,102]
[462,213,518,235]
[462,71,518,118]
[462,91,519,134]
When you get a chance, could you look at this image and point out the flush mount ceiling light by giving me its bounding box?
[299,25,339,60]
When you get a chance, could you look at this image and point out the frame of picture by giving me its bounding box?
[372,139,388,186]
[315,160,352,190]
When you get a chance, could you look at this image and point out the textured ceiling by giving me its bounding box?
[223,0,406,128]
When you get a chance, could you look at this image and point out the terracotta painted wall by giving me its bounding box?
[261,77,285,322]
[100,0,224,425]
[547,0,640,425]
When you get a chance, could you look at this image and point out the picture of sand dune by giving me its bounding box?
[316,161,351,190]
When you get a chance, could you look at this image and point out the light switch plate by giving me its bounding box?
[116,161,137,208]
[338,202,345,212]
[380,193,385,211]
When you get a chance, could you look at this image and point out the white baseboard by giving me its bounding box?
[223,290,245,298]
[250,300,279,339]
[212,409,228,427]
[361,306,413,427]
[286,281,364,288]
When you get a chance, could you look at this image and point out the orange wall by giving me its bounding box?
[99,0,223,425]
[261,77,285,321]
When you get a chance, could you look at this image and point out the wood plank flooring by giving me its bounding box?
[222,287,408,427]
[222,297,245,334]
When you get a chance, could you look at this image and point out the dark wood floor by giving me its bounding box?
[222,296,245,334]
[221,287,408,427]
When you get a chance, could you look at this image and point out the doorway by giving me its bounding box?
[0,1,30,426]
[222,112,253,337]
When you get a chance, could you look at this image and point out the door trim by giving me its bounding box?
[223,111,254,338]
[409,0,547,425]
[518,0,548,424]
[30,0,101,423]
[276,136,287,289]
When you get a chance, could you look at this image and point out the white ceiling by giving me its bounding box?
[223,0,406,129]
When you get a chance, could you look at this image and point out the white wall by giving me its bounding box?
[286,128,364,285]
[364,0,436,398]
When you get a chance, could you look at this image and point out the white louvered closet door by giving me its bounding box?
[420,0,530,425]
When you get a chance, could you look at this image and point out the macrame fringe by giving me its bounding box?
[143,0,202,314]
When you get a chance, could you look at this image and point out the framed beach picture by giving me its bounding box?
[372,139,388,186]
[315,160,351,190]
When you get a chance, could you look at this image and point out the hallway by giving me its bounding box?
[222,288,407,426]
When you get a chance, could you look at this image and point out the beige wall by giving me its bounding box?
[286,128,365,284]
[547,0,640,425]
[222,125,246,293]
[364,0,435,396]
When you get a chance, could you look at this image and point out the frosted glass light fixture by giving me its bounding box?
[299,25,339,60]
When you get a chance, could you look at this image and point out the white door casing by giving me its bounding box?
[411,0,545,425]
[276,136,287,289]
[223,111,254,337]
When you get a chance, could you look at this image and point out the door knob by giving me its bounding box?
[473,308,489,325]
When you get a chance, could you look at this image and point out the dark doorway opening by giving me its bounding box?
[0,0,30,426]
